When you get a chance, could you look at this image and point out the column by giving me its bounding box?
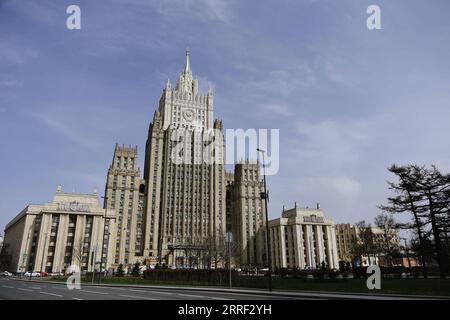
[330,226,339,269]
[91,215,103,271]
[279,225,286,268]
[73,215,86,269]
[293,225,301,269]
[34,213,51,272]
[53,214,68,273]
[304,225,312,268]
[325,226,333,269]
[106,215,117,271]
[314,225,323,267]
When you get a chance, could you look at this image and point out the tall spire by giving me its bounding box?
[184,47,191,73]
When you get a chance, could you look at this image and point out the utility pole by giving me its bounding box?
[257,148,273,292]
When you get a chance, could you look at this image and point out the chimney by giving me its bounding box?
[282,205,285,211]
[56,185,62,193]
[317,202,321,209]
[294,202,298,208]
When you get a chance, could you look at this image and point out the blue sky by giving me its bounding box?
[1,0,450,233]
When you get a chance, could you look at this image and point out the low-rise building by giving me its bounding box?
[2,186,116,273]
[335,223,400,266]
[268,203,339,270]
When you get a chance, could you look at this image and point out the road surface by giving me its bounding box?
[0,278,444,300]
[0,278,308,300]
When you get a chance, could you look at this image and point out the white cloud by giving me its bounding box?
[0,79,23,88]
[293,118,369,171]
[295,175,362,221]
[31,111,101,151]
[117,0,234,22]
[0,40,38,66]
[260,104,294,117]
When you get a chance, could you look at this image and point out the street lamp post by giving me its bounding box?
[99,196,108,283]
[257,148,273,292]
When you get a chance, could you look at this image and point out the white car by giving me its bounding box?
[1,271,13,277]
[24,271,40,277]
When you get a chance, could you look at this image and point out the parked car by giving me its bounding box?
[1,271,13,277]
[50,272,64,277]
[24,271,41,277]
[40,271,49,277]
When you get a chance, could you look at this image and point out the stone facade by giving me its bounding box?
[226,162,266,267]
[2,186,116,273]
[335,223,358,263]
[141,50,226,266]
[335,223,400,266]
[268,203,339,270]
[104,144,146,268]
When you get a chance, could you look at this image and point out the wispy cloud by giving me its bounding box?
[293,118,369,170]
[121,0,235,23]
[30,111,102,151]
[0,37,38,66]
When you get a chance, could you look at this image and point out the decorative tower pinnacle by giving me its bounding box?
[184,47,191,74]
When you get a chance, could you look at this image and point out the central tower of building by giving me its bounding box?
[142,50,226,266]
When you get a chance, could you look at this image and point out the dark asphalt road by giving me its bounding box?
[0,278,309,300]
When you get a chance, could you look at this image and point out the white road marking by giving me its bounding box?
[2,285,14,289]
[128,289,171,295]
[30,287,41,290]
[80,289,109,295]
[72,297,84,300]
[176,293,209,299]
[18,288,34,292]
[119,294,156,300]
[40,291,63,297]
[148,290,172,295]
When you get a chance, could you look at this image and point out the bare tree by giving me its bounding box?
[374,213,400,266]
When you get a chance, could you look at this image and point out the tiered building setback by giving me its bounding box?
[142,50,226,265]
[104,144,146,268]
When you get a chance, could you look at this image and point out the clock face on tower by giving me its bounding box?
[182,108,194,123]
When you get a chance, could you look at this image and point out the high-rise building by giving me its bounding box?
[268,203,339,270]
[104,144,146,268]
[226,162,266,267]
[142,50,226,266]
